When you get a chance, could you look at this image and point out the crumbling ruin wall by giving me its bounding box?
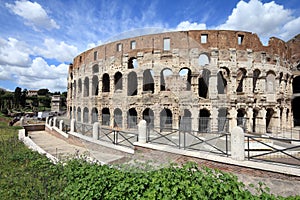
[67,30,295,134]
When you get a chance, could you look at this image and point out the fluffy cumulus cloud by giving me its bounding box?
[0,37,32,67]
[5,0,59,31]
[34,39,78,62]
[14,57,68,92]
[176,21,207,31]
[218,0,300,41]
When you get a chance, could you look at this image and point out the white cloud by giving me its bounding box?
[218,0,300,41]
[15,57,68,92]
[34,38,78,62]
[0,37,32,66]
[176,21,207,31]
[5,0,59,31]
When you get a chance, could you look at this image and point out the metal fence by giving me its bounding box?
[75,122,93,137]
[245,135,300,166]
[146,126,230,156]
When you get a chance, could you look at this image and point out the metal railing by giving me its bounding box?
[245,135,300,166]
[98,127,138,148]
[75,122,93,137]
[146,126,230,156]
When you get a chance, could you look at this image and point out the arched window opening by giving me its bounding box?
[91,107,98,123]
[266,108,275,133]
[252,109,259,132]
[199,109,210,132]
[73,80,76,98]
[127,72,137,96]
[160,108,172,130]
[180,109,192,131]
[217,71,227,94]
[179,68,192,91]
[143,69,154,93]
[236,68,247,93]
[253,69,261,93]
[83,107,89,123]
[198,54,210,66]
[84,77,89,97]
[69,107,72,119]
[93,64,99,73]
[92,75,99,96]
[160,69,173,91]
[114,72,123,91]
[237,109,247,130]
[293,76,300,94]
[77,107,81,122]
[127,108,137,129]
[78,79,82,94]
[102,73,110,93]
[128,57,138,69]
[279,72,283,84]
[143,108,154,129]
[102,108,110,126]
[73,106,76,120]
[114,108,122,128]
[293,97,300,126]
[198,69,210,98]
[266,71,276,94]
[218,108,228,132]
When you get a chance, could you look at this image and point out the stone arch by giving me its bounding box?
[198,69,210,98]
[91,107,98,123]
[127,108,137,128]
[93,64,99,73]
[198,53,210,66]
[253,69,261,93]
[217,68,228,94]
[84,77,89,97]
[160,68,173,91]
[102,73,110,93]
[266,71,276,94]
[199,109,210,132]
[77,107,81,122]
[127,71,137,96]
[218,108,228,132]
[179,68,192,91]
[128,57,138,69]
[252,108,259,132]
[114,108,122,127]
[78,78,82,94]
[237,108,247,128]
[92,75,99,96]
[102,108,110,126]
[160,108,172,130]
[236,68,247,93]
[293,76,300,126]
[83,107,89,123]
[143,108,154,128]
[114,72,123,91]
[143,69,154,93]
[73,106,76,120]
[73,80,76,98]
[180,109,192,131]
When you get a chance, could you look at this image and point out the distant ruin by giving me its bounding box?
[67,30,300,134]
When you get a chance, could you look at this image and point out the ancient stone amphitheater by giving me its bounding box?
[67,30,300,135]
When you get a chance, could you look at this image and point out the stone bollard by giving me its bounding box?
[53,117,57,128]
[231,126,245,161]
[20,117,25,126]
[93,122,99,140]
[59,120,64,130]
[138,120,147,143]
[70,119,75,133]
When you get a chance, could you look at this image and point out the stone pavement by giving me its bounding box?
[27,130,300,198]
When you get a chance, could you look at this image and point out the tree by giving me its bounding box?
[14,87,22,108]
[20,89,27,108]
[37,89,49,96]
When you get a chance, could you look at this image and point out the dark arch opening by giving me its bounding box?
[143,108,154,128]
[83,107,89,123]
[179,68,192,91]
[127,108,137,128]
[198,69,210,98]
[292,97,300,126]
[266,108,274,133]
[253,69,261,93]
[102,108,110,126]
[160,108,172,130]
[114,108,122,128]
[91,107,98,123]
[102,73,110,93]
[92,75,99,96]
[199,109,210,132]
[143,69,154,93]
[127,72,137,96]
[218,108,228,132]
[114,72,123,91]
[180,109,192,131]
[236,68,247,93]
[252,109,259,132]
[77,107,81,122]
[237,109,246,130]
[160,69,173,91]
[128,57,138,69]
[84,77,89,97]
[93,64,99,73]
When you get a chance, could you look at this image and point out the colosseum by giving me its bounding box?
[67,30,300,135]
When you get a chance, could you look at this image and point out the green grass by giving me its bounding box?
[0,115,299,199]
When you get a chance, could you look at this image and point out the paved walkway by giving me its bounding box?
[27,130,300,198]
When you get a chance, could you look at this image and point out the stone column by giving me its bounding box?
[137,76,143,95]
[228,107,237,133]
[70,119,75,133]
[138,120,147,143]
[53,117,57,128]
[45,117,49,125]
[231,126,245,161]
[154,75,160,95]
[211,107,218,132]
[93,122,99,140]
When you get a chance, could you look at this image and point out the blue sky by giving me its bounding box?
[0,0,300,92]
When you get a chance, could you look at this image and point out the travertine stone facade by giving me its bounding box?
[67,30,297,134]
